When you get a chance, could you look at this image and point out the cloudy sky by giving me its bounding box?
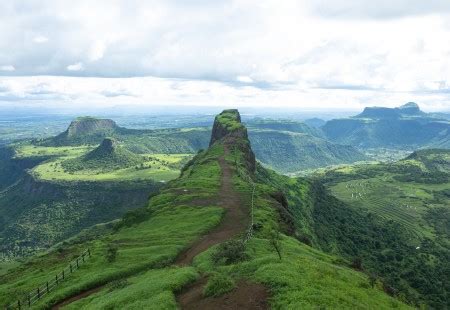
[1,0,450,112]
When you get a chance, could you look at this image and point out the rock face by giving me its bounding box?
[66,117,118,138]
[210,109,256,173]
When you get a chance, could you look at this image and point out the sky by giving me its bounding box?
[1,0,450,112]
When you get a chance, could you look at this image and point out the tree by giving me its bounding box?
[269,229,282,260]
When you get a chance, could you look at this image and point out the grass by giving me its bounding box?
[13,145,93,159]
[0,144,224,309]
[32,153,192,182]
[64,267,198,309]
[0,205,223,308]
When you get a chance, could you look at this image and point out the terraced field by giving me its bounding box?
[330,177,438,241]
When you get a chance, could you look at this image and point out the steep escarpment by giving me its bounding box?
[0,171,162,258]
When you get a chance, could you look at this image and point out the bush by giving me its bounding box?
[211,240,248,265]
[203,273,235,297]
[105,243,118,263]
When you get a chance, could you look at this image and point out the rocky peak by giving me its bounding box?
[209,109,256,173]
[398,102,423,115]
[98,137,118,153]
[209,109,247,146]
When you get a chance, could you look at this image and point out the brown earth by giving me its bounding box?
[51,286,103,309]
[175,155,248,266]
[177,278,269,310]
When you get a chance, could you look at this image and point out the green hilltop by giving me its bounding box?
[0,109,411,309]
[61,138,144,173]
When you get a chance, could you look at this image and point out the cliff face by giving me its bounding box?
[210,109,256,173]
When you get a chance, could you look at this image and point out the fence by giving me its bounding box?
[231,149,256,244]
[5,248,91,310]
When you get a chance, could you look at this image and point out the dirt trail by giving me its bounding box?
[175,155,248,266]
[177,279,268,310]
[52,286,103,310]
[51,151,266,309]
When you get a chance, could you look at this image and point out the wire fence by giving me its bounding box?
[4,248,91,310]
[232,149,256,244]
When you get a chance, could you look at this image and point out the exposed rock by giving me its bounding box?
[210,109,256,173]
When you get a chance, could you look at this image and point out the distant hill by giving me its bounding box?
[249,130,367,172]
[48,117,120,146]
[322,102,450,149]
[61,138,143,173]
[37,116,366,172]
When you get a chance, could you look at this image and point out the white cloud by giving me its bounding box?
[0,65,15,72]
[33,35,48,43]
[236,76,254,83]
[66,62,84,71]
[0,1,449,110]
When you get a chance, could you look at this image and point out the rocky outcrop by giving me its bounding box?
[210,109,256,173]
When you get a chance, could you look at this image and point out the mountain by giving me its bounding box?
[322,102,450,149]
[48,117,120,146]
[61,138,143,173]
[38,116,367,173]
[0,110,409,309]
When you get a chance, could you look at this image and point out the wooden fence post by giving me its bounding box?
[56,274,58,285]
[76,258,79,268]
[46,281,49,293]
[17,300,21,310]
[88,248,91,257]
[70,263,72,273]
[28,294,31,307]
[37,287,40,299]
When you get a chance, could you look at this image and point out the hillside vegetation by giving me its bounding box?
[314,149,450,307]
[322,102,450,149]
[0,110,409,309]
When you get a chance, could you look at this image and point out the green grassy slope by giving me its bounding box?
[0,142,190,257]
[310,149,450,308]
[1,110,409,309]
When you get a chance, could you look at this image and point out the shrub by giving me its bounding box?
[212,240,248,265]
[105,243,118,263]
[203,273,235,297]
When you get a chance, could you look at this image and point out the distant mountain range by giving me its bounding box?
[322,102,450,149]
[37,117,367,173]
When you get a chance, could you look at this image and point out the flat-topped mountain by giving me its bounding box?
[65,117,119,137]
[323,102,450,148]
[44,117,121,146]
[357,102,425,119]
